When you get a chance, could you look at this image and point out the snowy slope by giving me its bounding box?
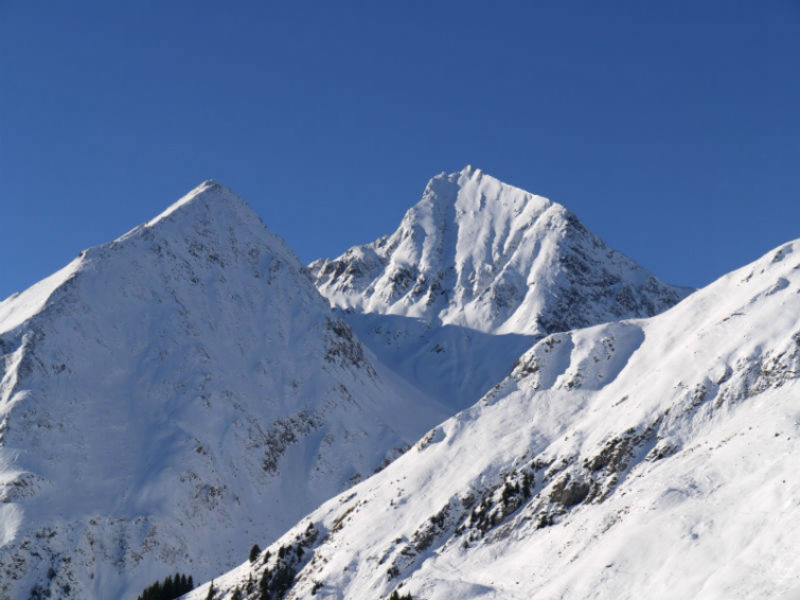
[193,239,800,600]
[341,312,536,414]
[312,166,690,411]
[0,182,449,600]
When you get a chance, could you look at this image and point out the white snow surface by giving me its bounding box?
[193,239,800,600]
[0,182,449,599]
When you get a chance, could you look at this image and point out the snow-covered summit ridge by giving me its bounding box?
[0,179,288,335]
[311,166,690,335]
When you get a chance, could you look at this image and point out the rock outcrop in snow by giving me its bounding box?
[194,239,800,600]
[0,182,448,600]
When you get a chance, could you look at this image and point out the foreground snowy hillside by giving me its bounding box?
[0,182,448,599]
[312,167,690,410]
[194,238,800,600]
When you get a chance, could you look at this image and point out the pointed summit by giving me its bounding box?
[311,168,690,335]
[418,165,542,213]
[135,179,277,255]
[145,179,246,227]
[0,181,300,335]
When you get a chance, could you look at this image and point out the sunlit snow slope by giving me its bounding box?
[0,182,448,600]
[196,239,800,600]
[312,167,690,410]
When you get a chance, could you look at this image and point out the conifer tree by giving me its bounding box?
[250,544,261,563]
[136,572,194,600]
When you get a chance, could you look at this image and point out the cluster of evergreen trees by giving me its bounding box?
[136,573,194,600]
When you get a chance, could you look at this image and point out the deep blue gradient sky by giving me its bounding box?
[2,1,799,300]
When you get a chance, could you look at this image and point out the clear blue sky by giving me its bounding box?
[2,1,798,300]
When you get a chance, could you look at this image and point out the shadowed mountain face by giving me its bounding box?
[0,182,449,600]
[342,311,537,413]
[191,239,800,600]
[311,166,690,336]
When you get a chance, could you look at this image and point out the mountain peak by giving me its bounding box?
[1,181,295,338]
[312,169,689,335]
[429,164,493,187]
[0,181,448,599]
[420,166,551,219]
[145,179,248,228]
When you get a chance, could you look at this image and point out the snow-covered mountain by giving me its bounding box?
[311,166,688,336]
[311,167,690,411]
[0,182,449,599]
[192,238,800,600]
